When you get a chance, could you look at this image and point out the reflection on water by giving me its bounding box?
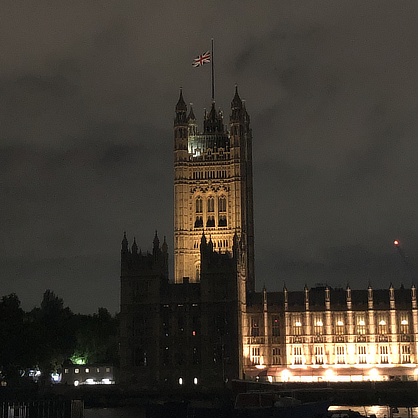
[84,405,418,418]
[330,405,418,418]
[84,406,146,418]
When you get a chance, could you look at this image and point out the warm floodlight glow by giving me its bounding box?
[401,320,408,325]
[359,320,365,326]
[379,320,386,325]
[325,369,334,381]
[369,368,379,380]
[337,321,344,326]
[267,376,273,383]
[281,369,290,382]
[295,321,302,326]
[255,364,266,369]
[316,321,323,326]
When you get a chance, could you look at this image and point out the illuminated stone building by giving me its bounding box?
[244,285,418,382]
[119,88,418,388]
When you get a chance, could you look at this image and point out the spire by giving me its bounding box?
[231,85,242,110]
[153,230,160,250]
[188,103,196,121]
[121,232,128,251]
[162,236,168,253]
[174,88,187,125]
[131,237,138,254]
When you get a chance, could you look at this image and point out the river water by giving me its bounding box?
[84,405,418,418]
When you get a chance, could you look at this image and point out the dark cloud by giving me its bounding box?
[1,0,418,312]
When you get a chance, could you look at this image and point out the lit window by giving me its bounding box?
[106,367,110,373]
[356,315,366,334]
[378,317,388,334]
[85,368,89,373]
[64,369,69,374]
[379,345,389,364]
[401,345,411,363]
[335,315,345,335]
[193,377,198,385]
[293,346,303,365]
[315,346,324,364]
[400,315,409,334]
[314,315,323,335]
[358,345,367,364]
[96,368,100,373]
[251,347,260,365]
[336,346,346,364]
[74,369,79,374]
[293,316,302,335]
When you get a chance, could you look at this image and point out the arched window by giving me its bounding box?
[194,216,203,228]
[196,197,203,213]
[206,216,215,227]
[218,196,226,213]
[207,197,214,212]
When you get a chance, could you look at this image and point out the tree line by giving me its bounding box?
[0,290,118,386]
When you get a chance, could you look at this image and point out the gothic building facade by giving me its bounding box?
[119,89,418,388]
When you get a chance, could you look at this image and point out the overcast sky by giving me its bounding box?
[1,1,418,314]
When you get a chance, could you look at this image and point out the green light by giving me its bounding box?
[70,356,87,365]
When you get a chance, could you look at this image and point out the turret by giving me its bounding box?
[188,104,198,136]
[368,284,373,309]
[203,102,224,133]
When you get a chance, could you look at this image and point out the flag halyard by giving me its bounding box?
[192,51,211,67]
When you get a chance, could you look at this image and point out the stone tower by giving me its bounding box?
[173,87,255,292]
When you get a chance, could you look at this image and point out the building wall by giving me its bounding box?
[243,286,418,382]
[120,89,418,389]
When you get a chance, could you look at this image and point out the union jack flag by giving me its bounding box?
[192,51,211,67]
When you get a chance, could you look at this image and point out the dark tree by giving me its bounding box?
[0,294,35,383]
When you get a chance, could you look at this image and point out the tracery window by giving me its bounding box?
[378,316,388,334]
[400,314,409,334]
[207,197,214,212]
[356,314,366,335]
[272,316,280,337]
[218,196,227,212]
[272,347,281,365]
[293,316,302,336]
[335,314,345,335]
[196,197,203,213]
[313,315,323,335]
[218,215,227,227]
[194,216,203,228]
[206,216,215,227]
[251,317,260,337]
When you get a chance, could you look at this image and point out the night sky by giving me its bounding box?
[2,1,418,314]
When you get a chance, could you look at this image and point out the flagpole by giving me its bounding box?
[211,38,215,101]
